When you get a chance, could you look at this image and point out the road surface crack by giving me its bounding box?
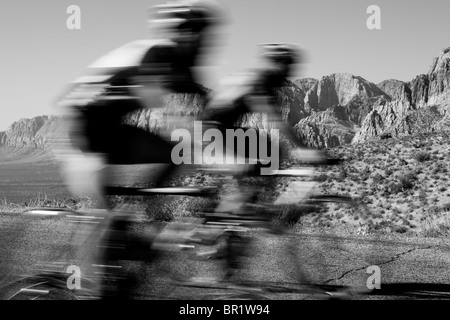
[323,245,434,285]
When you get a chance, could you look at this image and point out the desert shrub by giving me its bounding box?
[355,150,364,160]
[431,174,440,180]
[278,203,325,226]
[365,197,373,204]
[372,173,384,184]
[0,195,82,213]
[360,166,370,174]
[418,189,427,202]
[414,152,430,163]
[421,212,450,237]
[394,226,409,234]
[338,168,348,179]
[385,172,417,194]
[314,174,328,182]
[386,181,402,194]
[399,172,417,190]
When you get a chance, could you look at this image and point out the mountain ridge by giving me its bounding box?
[2,46,450,154]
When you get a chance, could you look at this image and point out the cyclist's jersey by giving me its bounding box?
[59,39,204,115]
[202,68,286,128]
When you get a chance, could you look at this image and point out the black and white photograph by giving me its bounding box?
[1,0,450,306]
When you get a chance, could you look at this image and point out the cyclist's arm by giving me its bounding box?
[129,45,174,108]
[250,96,307,148]
[255,96,326,163]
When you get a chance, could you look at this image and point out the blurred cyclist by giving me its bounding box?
[56,0,224,208]
[54,0,225,298]
[198,43,325,279]
[202,43,324,208]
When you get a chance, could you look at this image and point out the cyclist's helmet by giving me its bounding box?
[260,43,300,66]
[150,0,224,33]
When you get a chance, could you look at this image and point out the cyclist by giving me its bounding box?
[202,43,325,208]
[198,43,326,280]
[54,0,225,298]
[56,0,224,208]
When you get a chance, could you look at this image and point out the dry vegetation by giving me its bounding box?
[304,130,450,237]
[3,130,450,238]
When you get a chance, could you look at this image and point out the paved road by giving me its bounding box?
[1,211,449,300]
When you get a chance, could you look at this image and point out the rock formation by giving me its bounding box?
[353,47,450,143]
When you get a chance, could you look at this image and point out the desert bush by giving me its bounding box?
[278,203,321,226]
[399,172,417,190]
[386,181,403,194]
[337,168,347,180]
[314,174,328,182]
[0,195,89,213]
[414,150,429,159]
[355,150,364,160]
[421,213,450,238]
[418,189,427,202]
[371,173,384,184]
[394,226,409,234]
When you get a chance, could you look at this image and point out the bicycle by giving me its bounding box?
[152,160,382,300]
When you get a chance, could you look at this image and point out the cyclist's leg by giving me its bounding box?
[205,128,264,280]
[62,104,180,297]
[56,107,111,209]
[106,123,178,187]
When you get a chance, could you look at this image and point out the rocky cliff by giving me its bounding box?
[290,73,389,148]
[353,47,450,143]
[0,115,63,150]
[304,73,389,113]
[293,105,356,149]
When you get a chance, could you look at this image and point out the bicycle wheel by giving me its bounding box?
[238,194,380,300]
[285,195,379,299]
[167,228,236,283]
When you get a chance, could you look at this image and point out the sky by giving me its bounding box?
[1,0,450,130]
